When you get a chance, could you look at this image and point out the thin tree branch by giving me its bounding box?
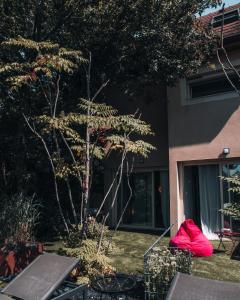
[23,114,69,234]
[114,158,134,232]
[53,75,61,118]
[92,80,110,102]
[60,132,83,187]
[66,177,78,224]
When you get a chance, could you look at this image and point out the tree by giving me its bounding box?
[0,1,222,86]
[0,38,155,237]
[23,57,155,240]
[0,37,87,232]
[217,4,240,221]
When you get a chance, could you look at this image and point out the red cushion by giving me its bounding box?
[170,219,213,257]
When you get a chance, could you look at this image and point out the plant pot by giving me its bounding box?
[0,243,43,280]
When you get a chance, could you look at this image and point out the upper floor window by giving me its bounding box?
[212,9,240,28]
[189,75,239,99]
[181,73,240,105]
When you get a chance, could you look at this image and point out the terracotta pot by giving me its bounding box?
[0,243,43,279]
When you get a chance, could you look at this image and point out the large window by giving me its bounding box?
[181,73,240,105]
[212,9,240,28]
[118,171,169,229]
[189,75,239,99]
[184,165,221,239]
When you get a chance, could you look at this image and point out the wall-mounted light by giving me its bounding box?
[223,148,230,155]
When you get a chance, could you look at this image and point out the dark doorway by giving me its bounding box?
[184,166,201,227]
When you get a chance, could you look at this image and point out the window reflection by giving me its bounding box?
[118,171,169,228]
[222,164,240,232]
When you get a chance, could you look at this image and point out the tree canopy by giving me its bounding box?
[0,0,222,85]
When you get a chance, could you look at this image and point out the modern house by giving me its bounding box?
[105,4,240,239]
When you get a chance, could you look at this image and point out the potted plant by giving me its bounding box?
[0,193,42,279]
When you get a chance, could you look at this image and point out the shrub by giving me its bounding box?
[63,218,110,248]
[61,219,118,283]
[60,239,115,283]
[220,176,240,219]
[0,193,40,245]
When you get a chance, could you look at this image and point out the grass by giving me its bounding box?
[45,230,240,283]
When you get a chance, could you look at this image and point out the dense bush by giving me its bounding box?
[61,239,115,284]
[0,193,40,245]
[63,218,110,248]
[61,219,118,283]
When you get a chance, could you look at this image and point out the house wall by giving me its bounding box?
[167,47,240,235]
[103,84,169,226]
[104,84,169,168]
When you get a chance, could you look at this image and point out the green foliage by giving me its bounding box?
[85,219,110,241]
[0,193,40,244]
[0,35,155,236]
[35,98,156,180]
[0,0,222,86]
[63,220,110,248]
[61,220,116,282]
[220,176,240,219]
[62,239,115,282]
[71,0,221,86]
[220,203,240,219]
[0,37,86,91]
[220,176,240,194]
[0,37,86,208]
[0,0,223,236]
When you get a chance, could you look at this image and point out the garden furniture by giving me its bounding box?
[0,253,86,300]
[166,272,240,300]
[91,273,137,299]
[215,230,240,255]
[170,219,213,257]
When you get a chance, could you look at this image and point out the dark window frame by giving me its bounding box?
[188,74,240,100]
[212,9,240,28]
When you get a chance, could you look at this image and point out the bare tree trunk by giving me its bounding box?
[66,177,78,224]
[60,132,83,224]
[217,4,240,96]
[23,114,69,234]
[114,159,134,233]
[80,53,92,240]
[97,149,127,253]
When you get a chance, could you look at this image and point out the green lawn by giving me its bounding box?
[45,230,240,283]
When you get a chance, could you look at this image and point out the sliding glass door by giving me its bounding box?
[184,163,240,239]
[121,172,153,227]
[198,165,221,239]
[184,165,221,239]
[118,170,169,229]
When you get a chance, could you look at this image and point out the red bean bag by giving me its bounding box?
[170,219,213,257]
